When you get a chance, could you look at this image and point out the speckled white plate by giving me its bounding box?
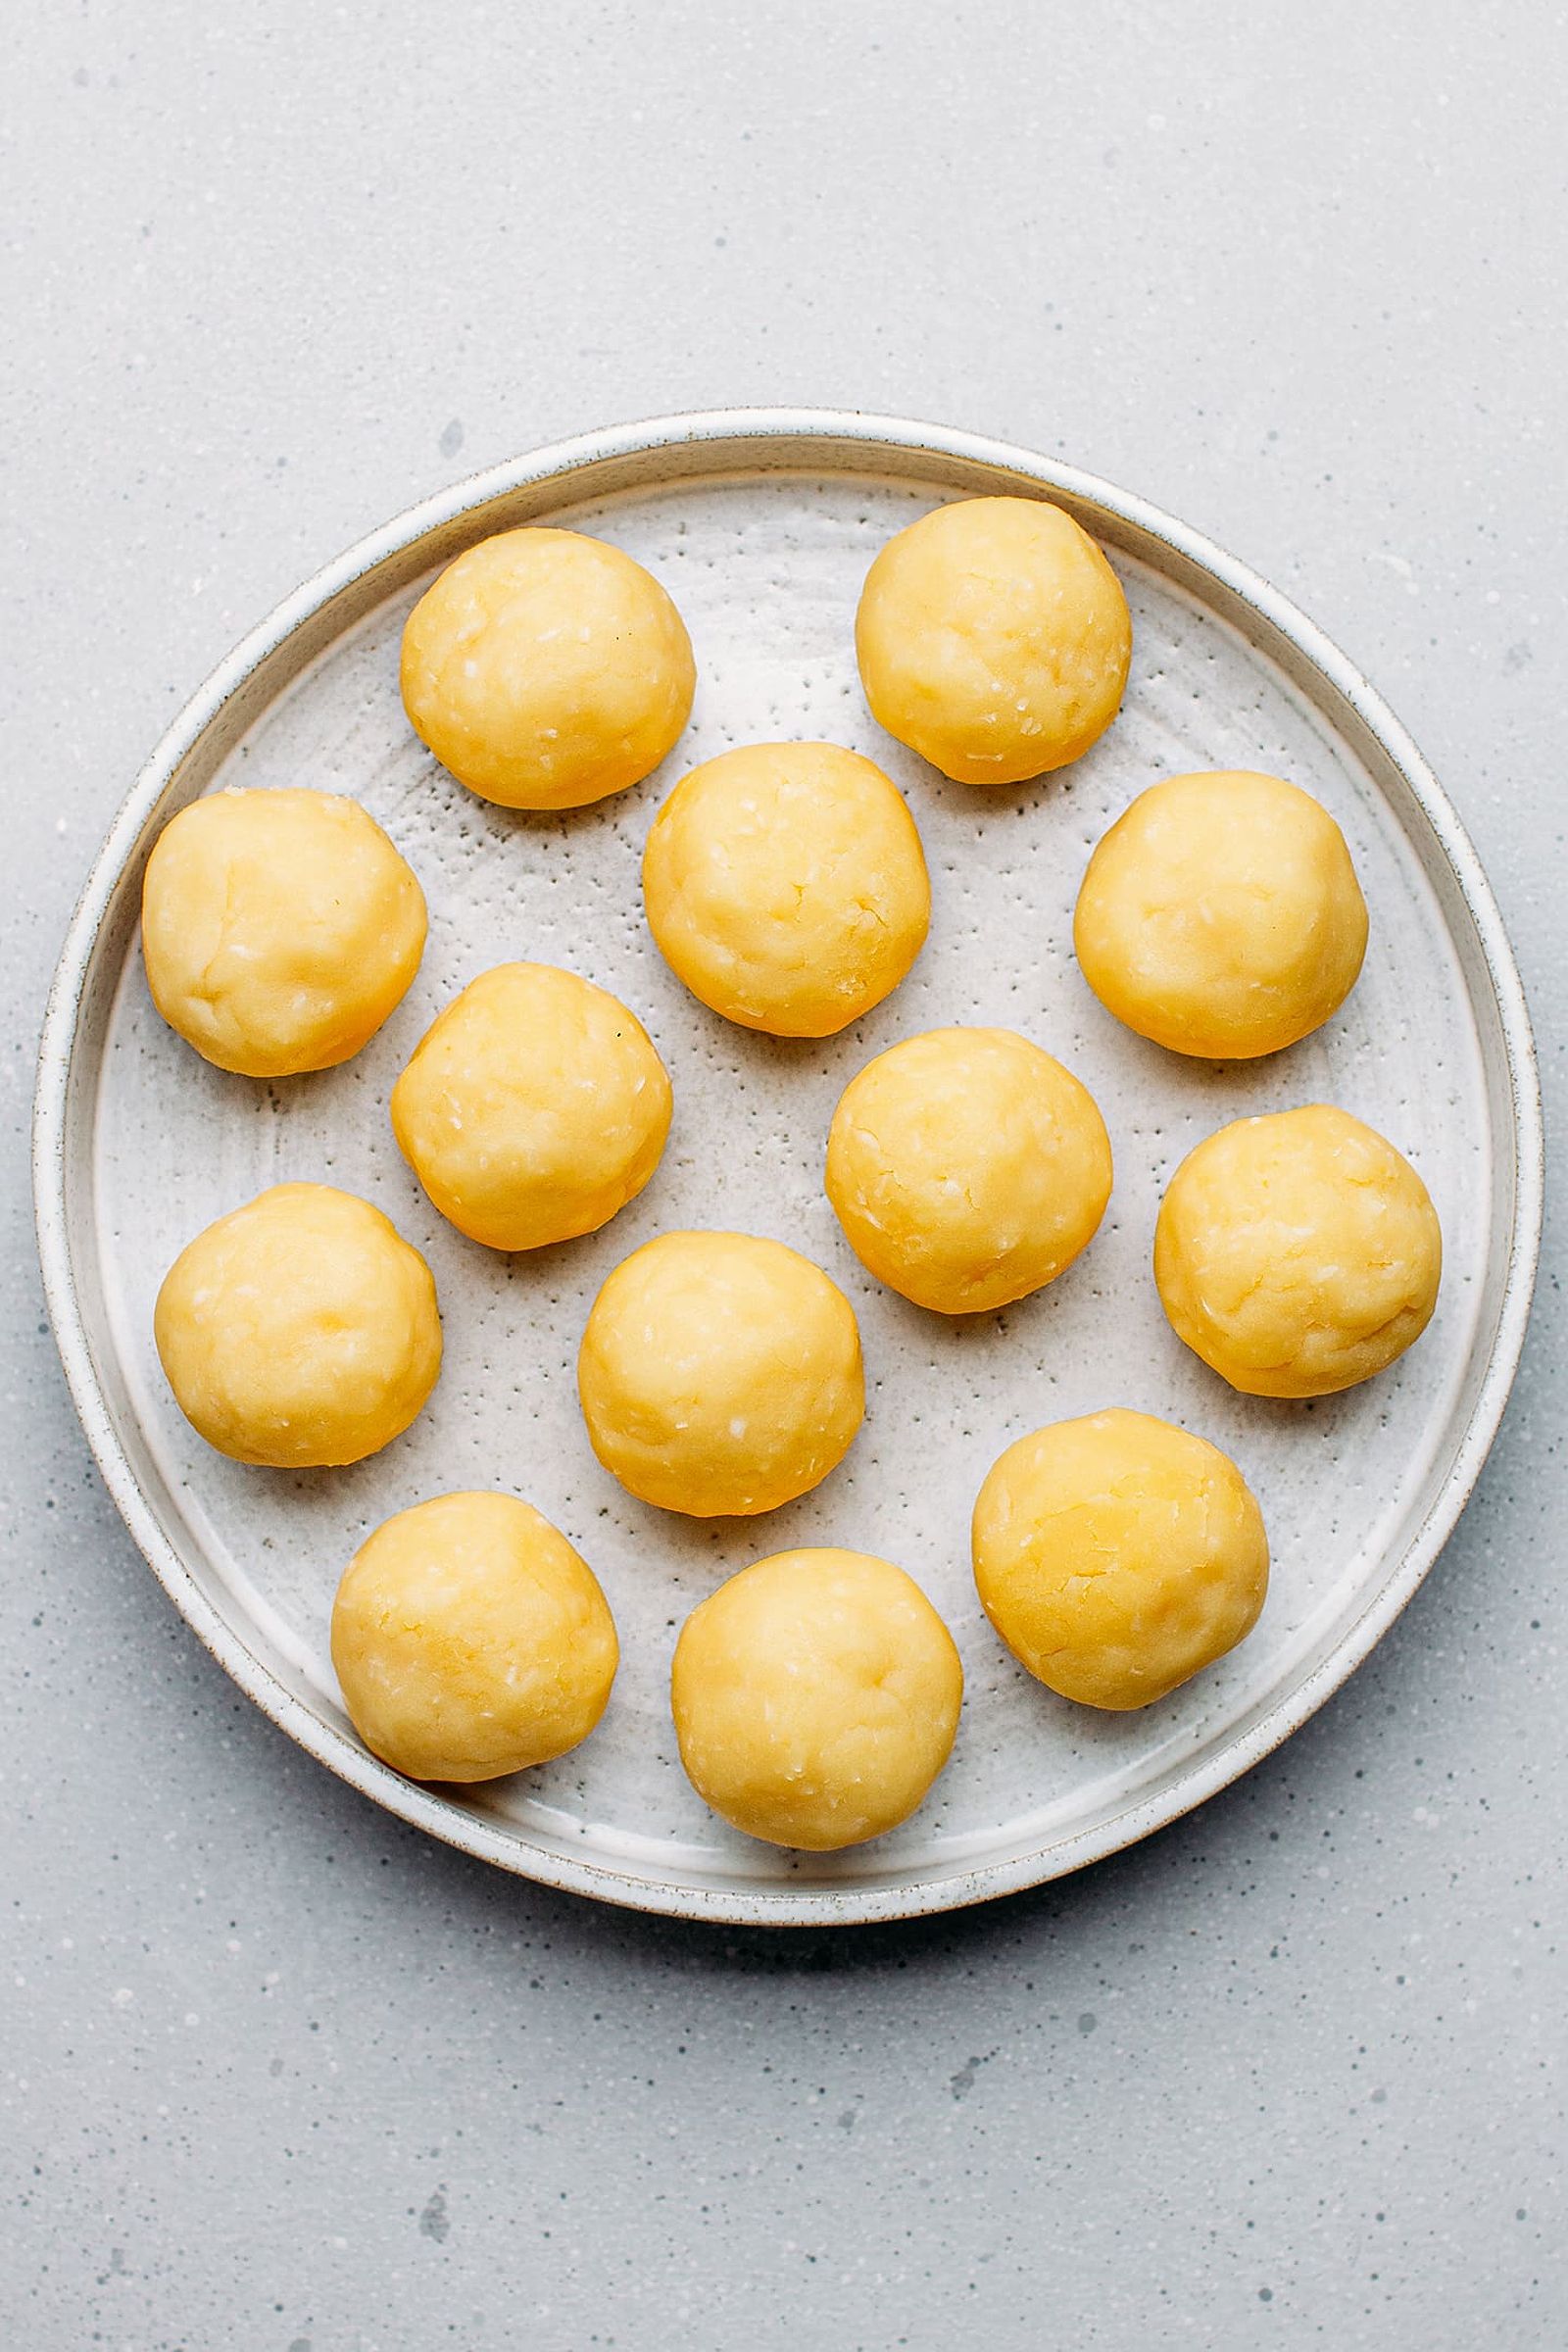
[33,412,1542,1925]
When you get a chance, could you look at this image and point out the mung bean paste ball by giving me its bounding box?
[972,1408,1268,1709]
[154,1184,442,1467]
[401,526,695,810]
[671,1547,962,1848]
[1154,1105,1442,1397]
[578,1231,864,1516]
[391,962,672,1252]
[856,496,1131,785]
[331,1492,617,1783]
[826,1026,1112,1313]
[1075,769,1368,1058]
[141,787,425,1078]
[643,740,930,1037]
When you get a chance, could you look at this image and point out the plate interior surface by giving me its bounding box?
[48,430,1530,1922]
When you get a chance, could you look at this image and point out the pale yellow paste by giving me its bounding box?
[643,740,930,1037]
[154,1183,442,1466]
[391,961,672,1252]
[331,1491,617,1782]
[825,1026,1113,1313]
[577,1231,864,1517]
[400,526,695,809]
[1075,769,1368,1058]
[671,1547,962,1848]
[141,787,425,1078]
[1154,1104,1442,1397]
[972,1407,1269,1709]
[856,496,1131,784]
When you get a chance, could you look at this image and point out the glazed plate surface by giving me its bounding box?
[34,413,1542,1924]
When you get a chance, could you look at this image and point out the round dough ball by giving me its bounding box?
[154,1184,442,1466]
[856,496,1132,785]
[578,1232,864,1517]
[825,1026,1113,1314]
[1154,1105,1443,1397]
[671,1547,962,1848]
[140,787,426,1077]
[390,962,672,1252]
[1075,769,1369,1058]
[643,741,931,1037]
[972,1408,1268,1710]
[330,1492,617,1783]
[400,526,695,809]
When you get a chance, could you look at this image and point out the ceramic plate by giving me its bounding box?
[33,412,1542,1924]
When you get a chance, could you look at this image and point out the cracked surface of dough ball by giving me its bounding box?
[400,526,695,809]
[1155,1105,1442,1397]
[391,962,672,1252]
[825,1026,1112,1314]
[856,496,1131,785]
[140,787,426,1077]
[1075,769,1368,1058]
[671,1547,962,1848]
[642,741,930,1037]
[578,1232,863,1516]
[154,1184,442,1466]
[330,1492,617,1783]
[972,1409,1268,1710]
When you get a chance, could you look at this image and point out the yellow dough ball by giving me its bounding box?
[856,496,1132,785]
[972,1409,1268,1710]
[400,526,695,809]
[154,1184,442,1466]
[670,1547,963,1848]
[1075,769,1369,1058]
[825,1026,1113,1314]
[330,1492,618,1783]
[1154,1105,1443,1398]
[140,787,426,1078]
[390,962,672,1252]
[577,1232,864,1517]
[642,741,931,1038]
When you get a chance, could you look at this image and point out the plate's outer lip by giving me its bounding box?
[32,408,1544,1929]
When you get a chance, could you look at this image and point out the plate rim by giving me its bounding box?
[32,406,1545,1927]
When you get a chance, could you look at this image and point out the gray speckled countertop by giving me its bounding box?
[3,6,1561,2345]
